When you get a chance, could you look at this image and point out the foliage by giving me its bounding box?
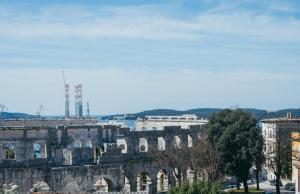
[167,181,221,194]
[206,109,263,193]
[5,149,15,159]
[251,131,265,190]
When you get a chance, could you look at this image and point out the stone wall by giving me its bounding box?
[0,123,202,193]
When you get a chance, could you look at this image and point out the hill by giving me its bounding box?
[103,108,300,121]
[0,112,36,119]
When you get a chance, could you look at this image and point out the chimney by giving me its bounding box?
[287,112,293,119]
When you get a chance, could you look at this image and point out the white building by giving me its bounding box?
[135,114,208,131]
[261,113,300,182]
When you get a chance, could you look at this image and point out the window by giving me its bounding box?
[158,137,166,151]
[139,138,148,152]
[4,144,15,159]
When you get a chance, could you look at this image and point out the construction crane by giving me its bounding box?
[0,104,8,115]
[36,104,45,117]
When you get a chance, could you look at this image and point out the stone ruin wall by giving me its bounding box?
[0,122,202,193]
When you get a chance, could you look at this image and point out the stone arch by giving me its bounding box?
[139,138,148,152]
[4,143,15,159]
[117,139,128,153]
[174,136,181,149]
[188,135,193,148]
[63,181,80,193]
[173,168,183,186]
[187,167,195,184]
[157,169,168,192]
[137,171,151,192]
[94,177,113,192]
[123,176,130,192]
[30,181,50,192]
[158,137,166,151]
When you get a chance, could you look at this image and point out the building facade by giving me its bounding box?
[261,113,300,181]
[135,114,208,131]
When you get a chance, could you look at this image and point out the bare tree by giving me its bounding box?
[265,128,292,194]
[149,137,190,186]
[150,133,221,187]
[189,135,221,182]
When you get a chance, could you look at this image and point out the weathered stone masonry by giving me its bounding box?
[0,122,202,193]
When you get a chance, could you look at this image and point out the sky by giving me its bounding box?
[0,0,300,115]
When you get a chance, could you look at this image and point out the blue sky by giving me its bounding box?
[0,0,300,115]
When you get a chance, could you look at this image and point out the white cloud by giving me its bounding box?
[0,3,299,42]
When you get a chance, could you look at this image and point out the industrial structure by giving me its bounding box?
[63,71,70,118]
[75,84,83,117]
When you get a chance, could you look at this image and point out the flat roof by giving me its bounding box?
[261,117,300,123]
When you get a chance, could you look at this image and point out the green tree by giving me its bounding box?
[167,181,221,194]
[206,109,261,193]
[251,131,265,190]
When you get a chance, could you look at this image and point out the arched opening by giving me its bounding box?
[94,146,102,163]
[63,148,72,165]
[187,168,195,184]
[94,177,113,192]
[63,181,80,193]
[33,143,41,159]
[139,138,148,152]
[137,172,151,192]
[174,136,181,149]
[157,170,168,192]
[117,139,127,153]
[85,140,92,148]
[123,177,130,192]
[4,144,15,159]
[73,140,81,148]
[173,168,183,186]
[158,137,166,151]
[188,135,193,148]
[30,181,50,192]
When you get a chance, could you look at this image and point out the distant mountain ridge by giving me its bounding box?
[103,108,300,121]
[2,108,300,121]
[0,112,36,119]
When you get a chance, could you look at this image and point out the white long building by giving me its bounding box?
[135,114,208,131]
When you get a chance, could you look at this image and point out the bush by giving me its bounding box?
[167,181,222,194]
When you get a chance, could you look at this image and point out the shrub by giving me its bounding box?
[167,181,221,194]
